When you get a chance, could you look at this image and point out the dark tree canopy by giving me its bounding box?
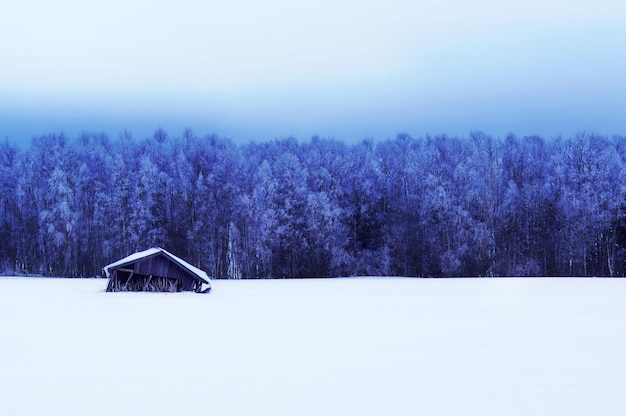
[1,130,626,278]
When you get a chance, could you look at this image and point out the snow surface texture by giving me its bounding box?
[1,277,625,416]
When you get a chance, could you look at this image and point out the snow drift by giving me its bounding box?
[0,277,624,415]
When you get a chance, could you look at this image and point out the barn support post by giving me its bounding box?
[143,275,153,291]
[106,270,116,292]
[122,271,134,291]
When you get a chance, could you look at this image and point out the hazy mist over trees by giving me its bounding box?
[1,130,626,278]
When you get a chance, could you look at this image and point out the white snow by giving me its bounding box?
[1,277,625,415]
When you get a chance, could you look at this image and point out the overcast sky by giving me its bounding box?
[1,0,625,146]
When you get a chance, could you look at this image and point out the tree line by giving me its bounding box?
[1,129,626,278]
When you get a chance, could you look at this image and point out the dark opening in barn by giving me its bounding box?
[104,248,211,293]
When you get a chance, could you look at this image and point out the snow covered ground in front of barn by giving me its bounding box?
[1,277,626,416]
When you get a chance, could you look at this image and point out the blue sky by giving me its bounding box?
[1,0,625,147]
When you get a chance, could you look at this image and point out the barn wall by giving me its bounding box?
[107,273,182,292]
[106,253,204,292]
[135,254,196,288]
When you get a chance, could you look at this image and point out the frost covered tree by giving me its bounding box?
[302,137,352,276]
[0,140,19,272]
[3,129,626,278]
[500,134,552,276]
[248,159,280,277]
[550,134,625,276]
[343,139,390,275]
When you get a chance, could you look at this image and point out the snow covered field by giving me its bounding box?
[1,277,625,416]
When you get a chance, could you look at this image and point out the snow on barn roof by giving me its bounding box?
[103,247,211,285]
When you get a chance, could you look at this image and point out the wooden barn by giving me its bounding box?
[104,248,211,293]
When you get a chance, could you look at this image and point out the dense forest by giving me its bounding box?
[1,130,626,278]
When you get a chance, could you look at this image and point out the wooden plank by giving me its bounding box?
[122,271,134,290]
[114,267,135,273]
[143,274,153,291]
[106,269,117,292]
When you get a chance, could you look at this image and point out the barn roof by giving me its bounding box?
[103,247,211,285]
